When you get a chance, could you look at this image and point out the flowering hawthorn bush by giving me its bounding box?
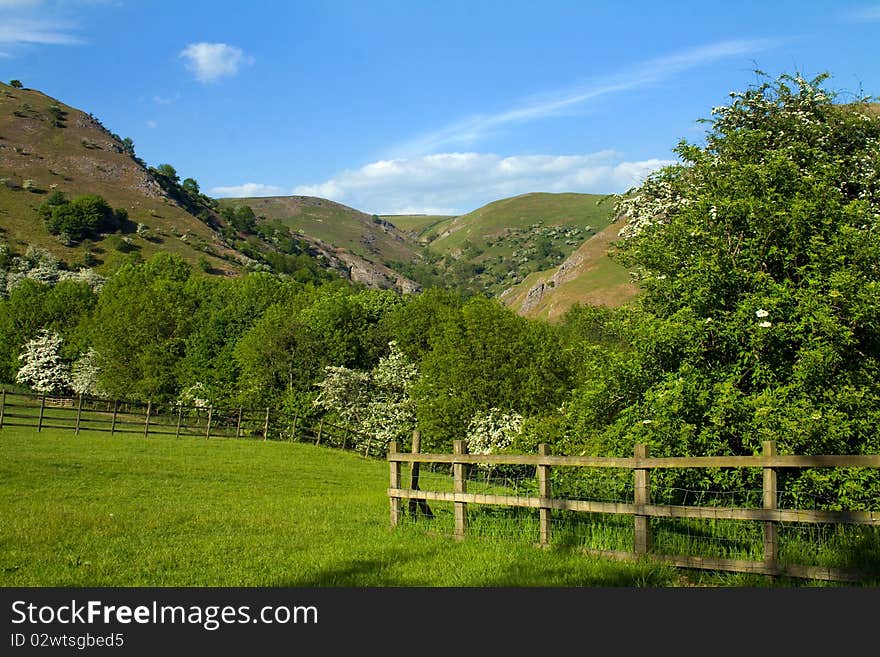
[15,329,71,394]
[564,72,880,506]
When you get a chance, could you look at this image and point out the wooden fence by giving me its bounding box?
[388,439,880,583]
[0,390,275,439]
[0,390,380,454]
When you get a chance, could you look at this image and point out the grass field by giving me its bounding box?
[2,427,871,587]
[0,426,690,587]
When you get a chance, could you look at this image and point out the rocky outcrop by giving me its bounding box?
[518,251,584,314]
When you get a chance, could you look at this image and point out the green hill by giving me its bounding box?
[424,192,613,253]
[0,82,420,292]
[0,81,244,276]
[499,221,641,321]
[0,81,642,306]
[218,195,423,268]
[398,192,619,297]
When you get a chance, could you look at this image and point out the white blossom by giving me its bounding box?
[70,347,103,396]
[314,341,419,452]
[15,329,71,394]
[465,408,524,457]
[179,382,210,407]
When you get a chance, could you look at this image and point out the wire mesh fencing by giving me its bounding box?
[387,440,880,583]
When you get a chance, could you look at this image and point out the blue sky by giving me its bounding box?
[1,1,879,215]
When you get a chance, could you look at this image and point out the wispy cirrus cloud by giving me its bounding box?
[292,151,674,215]
[843,5,880,21]
[0,17,83,55]
[394,38,778,157]
[210,182,283,198]
[179,42,254,83]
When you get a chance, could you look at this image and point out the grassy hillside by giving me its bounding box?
[0,80,641,303]
[424,192,614,254]
[397,192,618,296]
[219,195,423,267]
[501,222,641,321]
[0,82,241,275]
[380,214,454,242]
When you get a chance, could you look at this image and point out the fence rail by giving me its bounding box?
[0,390,384,457]
[388,439,880,583]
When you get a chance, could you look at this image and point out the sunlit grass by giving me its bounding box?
[0,427,679,587]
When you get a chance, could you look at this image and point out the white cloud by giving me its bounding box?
[292,151,675,215]
[146,120,157,129]
[179,42,254,83]
[0,17,83,52]
[394,39,778,157]
[209,182,283,198]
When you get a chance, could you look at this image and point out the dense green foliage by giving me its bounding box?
[38,192,128,243]
[562,73,880,504]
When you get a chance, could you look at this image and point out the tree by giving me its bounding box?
[9,80,23,89]
[70,347,102,396]
[155,164,179,183]
[88,253,195,401]
[179,272,305,406]
[182,177,200,195]
[122,137,136,155]
[412,295,573,448]
[575,71,880,504]
[15,329,71,394]
[0,277,96,383]
[39,194,119,242]
[313,341,419,452]
[232,302,319,409]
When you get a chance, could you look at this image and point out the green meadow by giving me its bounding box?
[2,427,874,587]
[0,426,683,587]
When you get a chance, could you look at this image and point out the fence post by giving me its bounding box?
[315,418,323,445]
[236,407,243,439]
[0,389,6,429]
[74,393,83,435]
[144,400,152,438]
[263,407,270,440]
[763,440,779,572]
[111,400,118,435]
[341,425,350,450]
[538,443,552,547]
[364,434,373,458]
[634,443,651,557]
[175,405,182,439]
[290,412,299,442]
[408,430,433,519]
[38,394,45,432]
[206,407,213,439]
[389,440,402,528]
[453,439,468,541]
